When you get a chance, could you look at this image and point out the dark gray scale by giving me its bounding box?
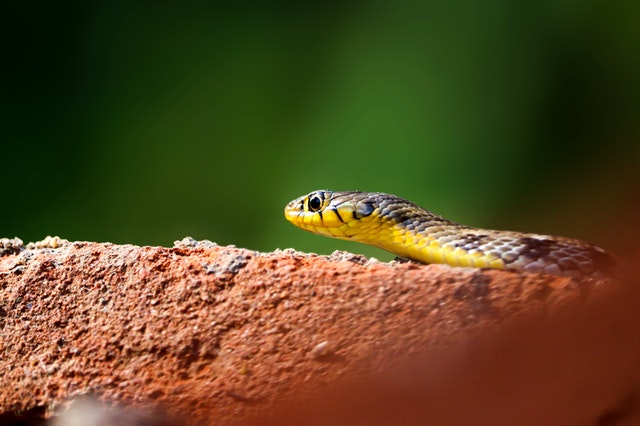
[375,194,459,233]
[514,237,617,277]
[454,234,492,252]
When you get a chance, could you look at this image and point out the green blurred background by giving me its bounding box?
[4,1,639,261]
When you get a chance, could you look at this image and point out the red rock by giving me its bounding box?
[0,238,634,425]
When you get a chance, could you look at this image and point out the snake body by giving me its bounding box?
[284,190,617,278]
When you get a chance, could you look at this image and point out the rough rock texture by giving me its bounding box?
[0,237,635,425]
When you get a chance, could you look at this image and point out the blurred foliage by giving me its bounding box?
[3,0,639,260]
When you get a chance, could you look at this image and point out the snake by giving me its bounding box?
[284,190,618,278]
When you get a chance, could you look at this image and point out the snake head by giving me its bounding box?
[284,190,377,239]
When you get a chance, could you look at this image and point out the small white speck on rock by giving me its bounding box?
[310,340,332,360]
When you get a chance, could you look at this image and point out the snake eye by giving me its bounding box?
[308,195,322,212]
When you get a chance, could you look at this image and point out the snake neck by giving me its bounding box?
[352,209,505,269]
[383,221,506,269]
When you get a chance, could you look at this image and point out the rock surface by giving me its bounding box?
[0,237,636,425]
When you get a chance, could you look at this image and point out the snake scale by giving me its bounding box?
[284,190,618,278]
